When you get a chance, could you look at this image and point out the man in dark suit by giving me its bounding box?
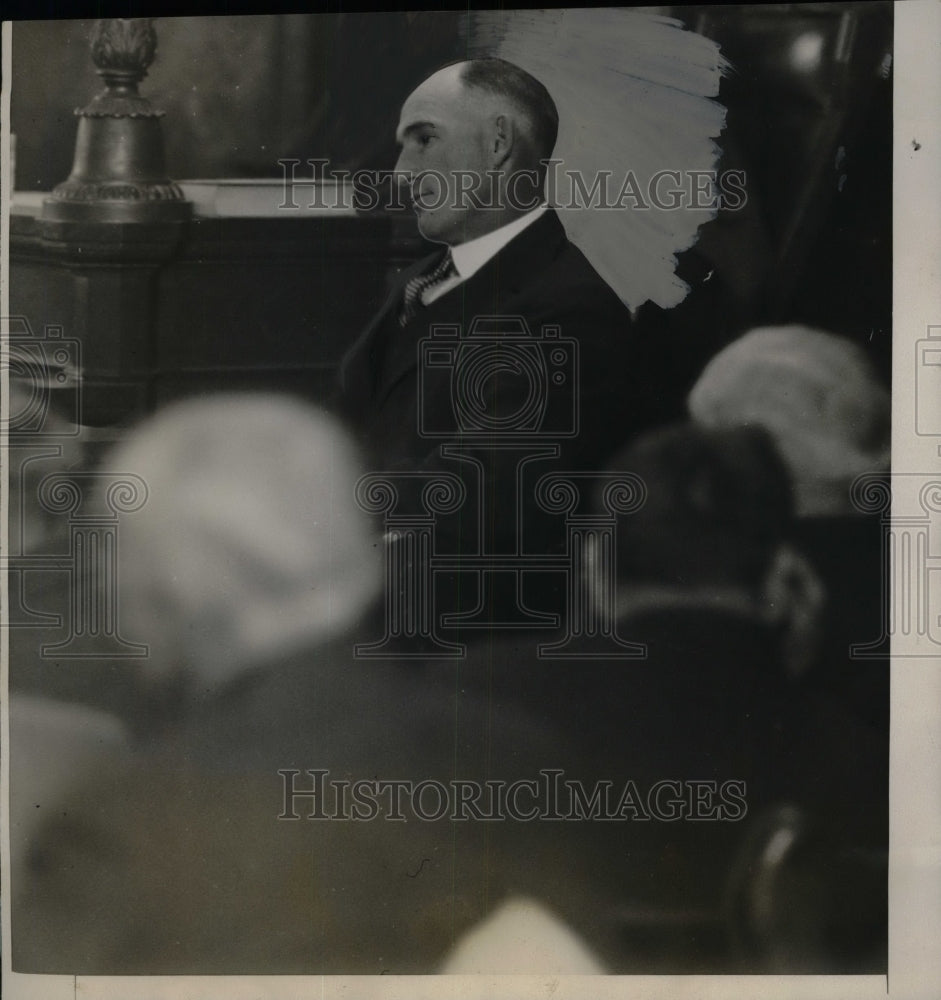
[336,59,669,629]
[337,57,669,478]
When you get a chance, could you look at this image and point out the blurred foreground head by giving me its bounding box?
[106,394,381,692]
[605,421,793,598]
[688,326,890,517]
[600,422,823,673]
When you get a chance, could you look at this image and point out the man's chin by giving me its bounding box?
[414,210,453,245]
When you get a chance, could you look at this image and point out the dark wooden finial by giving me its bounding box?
[43,18,191,223]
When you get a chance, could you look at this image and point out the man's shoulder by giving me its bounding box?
[515,242,635,347]
[507,220,630,323]
[548,240,627,307]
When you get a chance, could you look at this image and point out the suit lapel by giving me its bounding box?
[338,249,439,413]
[372,210,570,411]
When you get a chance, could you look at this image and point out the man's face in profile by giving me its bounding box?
[394,65,494,245]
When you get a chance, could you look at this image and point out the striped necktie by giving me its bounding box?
[399,250,456,327]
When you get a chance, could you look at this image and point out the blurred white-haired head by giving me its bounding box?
[688,326,890,517]
[105,393,381,692]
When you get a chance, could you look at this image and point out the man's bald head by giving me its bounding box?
[394,58,558,243]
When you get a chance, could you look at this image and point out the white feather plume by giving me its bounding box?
[467,8,729,309]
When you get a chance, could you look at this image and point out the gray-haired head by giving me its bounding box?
[106,393,381,692]
[688,326,890,517]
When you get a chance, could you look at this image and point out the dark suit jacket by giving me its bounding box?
[335,209,672,559]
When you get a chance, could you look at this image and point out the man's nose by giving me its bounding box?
[393,149,413,186]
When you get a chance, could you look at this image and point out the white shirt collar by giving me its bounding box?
[449,205,549,279]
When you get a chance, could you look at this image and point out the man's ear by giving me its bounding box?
[490,113,516,168]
